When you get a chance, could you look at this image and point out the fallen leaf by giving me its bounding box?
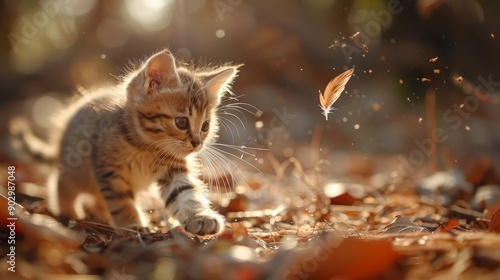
[488,208,500,233]
[417,169,474,206]
[439,219,460,233]
[319,68,354,120]
[229,222,249,239]
[284,234,401,279]
[382,216,430,234]
[323,182,367,205]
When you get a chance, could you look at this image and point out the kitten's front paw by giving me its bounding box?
[183,210,225,237]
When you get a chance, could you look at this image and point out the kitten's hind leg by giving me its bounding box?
[159,174,225,237]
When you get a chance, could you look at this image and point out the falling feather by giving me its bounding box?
[319,68,354,120]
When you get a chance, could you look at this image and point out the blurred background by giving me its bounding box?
[1,0,500,175]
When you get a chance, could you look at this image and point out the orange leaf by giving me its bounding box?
[284,235,400,279]
[488,208,500,233]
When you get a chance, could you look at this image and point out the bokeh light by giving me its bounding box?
[124,0,174,32]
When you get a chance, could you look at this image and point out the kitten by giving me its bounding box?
[15,49,240,237]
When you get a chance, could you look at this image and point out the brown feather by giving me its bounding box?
[319,68,354,120]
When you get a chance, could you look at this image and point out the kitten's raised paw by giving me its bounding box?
[183,211,225,237]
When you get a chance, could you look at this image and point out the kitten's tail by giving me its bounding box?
[8,117,57,164]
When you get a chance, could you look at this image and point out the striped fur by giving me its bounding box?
[47,50,239,236]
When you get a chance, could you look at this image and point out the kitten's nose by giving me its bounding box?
[191,140,201,148]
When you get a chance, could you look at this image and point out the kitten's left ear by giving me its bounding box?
[205,67,239,105]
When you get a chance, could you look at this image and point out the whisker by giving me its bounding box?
[200,148,238,192]
[211,142,269,152]
[205,145,261,175]
[218,107,249,125]
[218,118,236,143]
[199,152,233,197]
[217,116,241,138]
[217,111,247,130]
[220,103,260,116]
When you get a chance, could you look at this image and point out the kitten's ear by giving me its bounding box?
[144,50,180,89]
[205,67,239,104]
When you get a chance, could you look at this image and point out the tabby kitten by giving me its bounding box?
[45,50,238,236]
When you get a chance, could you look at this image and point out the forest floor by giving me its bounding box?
[1,152,500,280]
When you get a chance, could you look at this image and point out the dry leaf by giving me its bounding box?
[382,216,430,234]
[289,235,401,279]
[319,68,354,120]
[323,182,367,205]
[349,31,360,40]
[421,77,431,82]
[363,44,369,52]
[488,208,500,233]
[429,56,439,62]
[434,69,441,74]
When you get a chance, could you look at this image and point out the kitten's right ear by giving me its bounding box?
[205,67,239,105]
[144,51,180,90]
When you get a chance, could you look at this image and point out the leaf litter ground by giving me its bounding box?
[1,153,500,280]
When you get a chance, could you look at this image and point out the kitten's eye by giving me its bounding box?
[175,117,189,130]
[201,120,210,132]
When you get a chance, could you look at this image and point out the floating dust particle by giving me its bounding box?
[368,69,372,73]
[465,125,471,131]
[390,38,396,43]
[418,117,423,123]
[421,77,431,82]
[433,69,440,74]
[429,56,439,62]
[399,79,403,84]
[380,56,386,61]
[363,44,369,52]
[460,104,465,109]
[342,117,347,122]
[341,43,347,48]
[491,33,495,39]
[255,121,264,129]
[329,39,341,49]
[354,124,360,129]
[100,54,106,59]
[454,76,464,83]
[349,31,360,40]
